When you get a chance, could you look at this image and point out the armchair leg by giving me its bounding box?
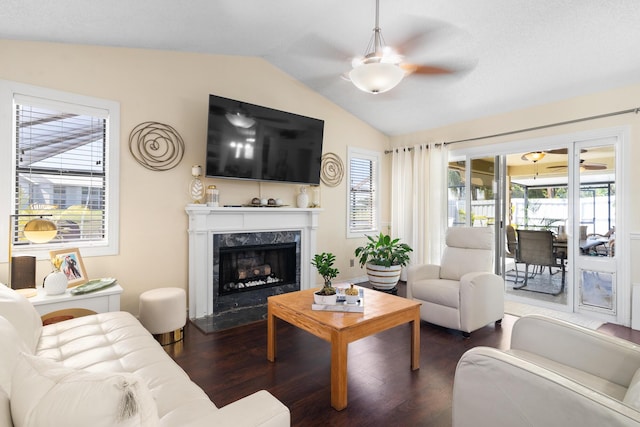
[462,332,471,339]
[495,319,502,327]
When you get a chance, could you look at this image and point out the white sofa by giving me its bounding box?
[0,284,290,427]
[453,314,640,427]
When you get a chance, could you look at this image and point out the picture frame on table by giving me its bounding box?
[49,248,88,287]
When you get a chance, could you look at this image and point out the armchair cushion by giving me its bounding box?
[624,368,640,410]
[410,279,460,309]
[0,315,30,395]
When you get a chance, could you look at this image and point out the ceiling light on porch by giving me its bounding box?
[521,151,546,163]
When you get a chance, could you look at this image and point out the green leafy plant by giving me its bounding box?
[354,233,413,268]
[311,252,339,295]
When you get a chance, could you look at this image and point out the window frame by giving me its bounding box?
[346,146,380,238]
[0,80,120,261]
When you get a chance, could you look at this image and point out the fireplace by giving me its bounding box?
[218,242,297,296]
[186,206,320,332]
[204,230,301,330]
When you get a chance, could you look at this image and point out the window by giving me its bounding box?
[347,147,379,238]
[0,81,120,260]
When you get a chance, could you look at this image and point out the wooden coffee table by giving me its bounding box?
[267,286,421,410]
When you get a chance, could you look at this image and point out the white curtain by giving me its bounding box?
[391,143,448,269]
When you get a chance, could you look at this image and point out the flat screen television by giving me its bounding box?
[205,94,324,185]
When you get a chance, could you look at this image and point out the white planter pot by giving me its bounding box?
[44,271,68,295]
[314,292,337,305]
[366,263,402,290]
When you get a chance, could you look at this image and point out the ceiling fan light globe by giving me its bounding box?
[349,62,404,94]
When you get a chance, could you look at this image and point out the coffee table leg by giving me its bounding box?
[411,308,420,370]
[267,309,276,362]
[330,331,348,410]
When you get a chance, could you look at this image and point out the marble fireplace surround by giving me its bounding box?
[185,205,321,320]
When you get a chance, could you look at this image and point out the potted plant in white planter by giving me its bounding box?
[355,233,413,292]
[311,252,339,304]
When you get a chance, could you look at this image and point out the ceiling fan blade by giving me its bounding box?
[400,63,453,75]
[545,148,588,155]
[583,163,607,170]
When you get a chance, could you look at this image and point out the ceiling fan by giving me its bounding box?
[345,0,464,94]
[547,159,607,171]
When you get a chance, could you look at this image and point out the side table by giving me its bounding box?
[28,284,123,317]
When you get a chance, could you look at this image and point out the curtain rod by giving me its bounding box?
[385,106,640,154]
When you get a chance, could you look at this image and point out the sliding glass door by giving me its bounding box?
[447,129,624,324]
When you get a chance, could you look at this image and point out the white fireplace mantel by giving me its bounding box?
[185,205,321,319]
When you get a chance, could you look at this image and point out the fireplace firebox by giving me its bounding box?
[218,242,297,296]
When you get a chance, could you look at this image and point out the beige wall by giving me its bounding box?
[0,40,390,314]
[391,84,640,325]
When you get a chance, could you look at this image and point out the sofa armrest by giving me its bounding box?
[406,264,441,299]
[181,390,290,427]
[511,315,640,387]
[453,346,640,427]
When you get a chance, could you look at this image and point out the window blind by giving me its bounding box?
[13,100,107,247]
[349,156,377,233]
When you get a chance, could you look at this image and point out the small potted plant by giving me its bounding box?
[344,283,360,304]
[354,233,413,291]
[311,252,339,305]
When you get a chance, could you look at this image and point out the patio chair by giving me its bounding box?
[505,225,524,283]
[513,229,565,296]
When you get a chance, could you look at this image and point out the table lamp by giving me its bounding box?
[7,215,58,291]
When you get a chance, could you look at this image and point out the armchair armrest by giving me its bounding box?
[178,390,290,427]
[406,264,441,299]
[458,272,504,331]
[511,315,640,388]
[453,346,640,427]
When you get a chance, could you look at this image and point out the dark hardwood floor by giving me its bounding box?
[166,283,639,427]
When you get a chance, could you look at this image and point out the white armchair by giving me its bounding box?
[453,315,640,427]
[406,226,504,336]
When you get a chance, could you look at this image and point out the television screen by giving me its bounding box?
[205,94,324,185]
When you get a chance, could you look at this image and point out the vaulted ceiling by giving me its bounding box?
[2,0,640,136]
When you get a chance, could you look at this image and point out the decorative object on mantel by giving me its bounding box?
[320,152,344,187]
[309,185,321,208]
[129,121,185,171]
[296,186,309,208]
[205,185,219,207]
[43,254,68,296]
[189,165,205,203]
[311,252,338,305]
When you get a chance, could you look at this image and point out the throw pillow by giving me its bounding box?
[624,367,640,410]
[11,353,159,427]
[0,284,42,352]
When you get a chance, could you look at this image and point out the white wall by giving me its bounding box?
[0,40,390,314]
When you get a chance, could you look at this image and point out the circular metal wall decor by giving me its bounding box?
[320,152,344,187]
[129,121,185,171]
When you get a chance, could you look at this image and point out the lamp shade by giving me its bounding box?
[349,62,405,94]
[23,218,58,243]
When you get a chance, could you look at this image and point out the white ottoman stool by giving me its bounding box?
[139,287,186,345]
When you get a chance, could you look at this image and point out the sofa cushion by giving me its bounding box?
[0,315,31,395]
[36,311,219,424]
[624,367,640,409]
[11,352,159,427]
[0,285,42,352]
